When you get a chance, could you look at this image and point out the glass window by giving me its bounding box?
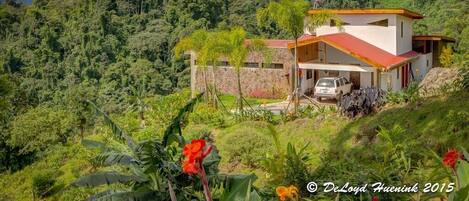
[339,78,345,86]
[316,79,334,87]
[244,62,259,68]
[401,21,404,38]
[218,61,229,66]
[262,63,283,69]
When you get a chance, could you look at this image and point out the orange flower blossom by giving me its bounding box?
[443,149,463,169]
[182,139,212,175]
[276,185,298,201]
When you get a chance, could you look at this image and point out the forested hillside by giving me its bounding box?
[0,0,468,181]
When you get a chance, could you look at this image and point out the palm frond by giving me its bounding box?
[81,139,106,149]
[72,172,146,187]
[162,92,203,147]
[87,100,137,151]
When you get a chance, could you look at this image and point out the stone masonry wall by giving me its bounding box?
[192,47,294,99]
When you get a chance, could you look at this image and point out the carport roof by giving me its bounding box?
[288,33,419,70]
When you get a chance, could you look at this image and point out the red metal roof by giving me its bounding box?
[245,39,293,49]
[289,33,419,69]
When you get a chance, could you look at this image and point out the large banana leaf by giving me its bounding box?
[72,172,145,187]
[93,152,136,167]
[86,189,163,201]
[87,100,137,151]
[162,93,203,147]
[219,173,261,201]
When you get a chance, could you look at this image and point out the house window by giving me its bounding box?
[244,62,259,68]
[426,60,429,67]
[397,68,400,79]
[306,69,313,79]
[218,61,229,66]
[401,21,404,38]
[368,19,388,27]
[262,63,283,69]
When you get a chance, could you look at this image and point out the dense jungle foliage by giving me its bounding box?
[0,0,468,200]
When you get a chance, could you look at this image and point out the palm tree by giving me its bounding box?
[257,0,340,112]
[216,28,272,112]
[198,31,227,109]
[175,30,212,101]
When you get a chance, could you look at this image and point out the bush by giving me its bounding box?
[219,123,273,168]
[446,110,469,136]
[8,105,74,153]
[32,171,56,198]
[387,82,422,104]
[234,108,275,124]
[189,104,225,127]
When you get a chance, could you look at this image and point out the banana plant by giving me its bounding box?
[73,93,263,201]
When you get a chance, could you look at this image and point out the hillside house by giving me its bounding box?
[190,8,455,99]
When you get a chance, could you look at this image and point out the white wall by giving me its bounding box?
[325,44,368,66]
[380,67,403,91]
[313,14,414,56]
[396,15,413,55]
[411,53,432,81]
[300,70,315,93]
[360,72,372,87]
[315,14,398,55]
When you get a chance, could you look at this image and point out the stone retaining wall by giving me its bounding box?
[191,47,294,99]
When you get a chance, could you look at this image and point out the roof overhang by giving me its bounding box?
[288,33,420,70]
[299,63,375,72]
[308,8,424,19]
[412,35,456,43]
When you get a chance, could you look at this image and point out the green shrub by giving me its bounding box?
[234,108,275,124]
[446,110,469,136]
[32,170,56,198]
[8,105,75,153]
[219,123,273,168]
[386,82,422,104]
[186,127,214,143]
[189,104,226,127]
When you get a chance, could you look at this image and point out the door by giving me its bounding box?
[350,72,361,90]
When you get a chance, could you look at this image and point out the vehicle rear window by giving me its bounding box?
[317,79,335,87]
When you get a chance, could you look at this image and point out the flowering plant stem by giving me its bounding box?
[199,160,213,201]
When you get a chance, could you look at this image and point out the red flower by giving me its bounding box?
[182,159,199,175]
[181,139,212,175]
[183,139,205,161]
[443,149,461,169]
[372,196,379,201]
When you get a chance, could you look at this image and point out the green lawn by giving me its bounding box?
[218,94,283,109]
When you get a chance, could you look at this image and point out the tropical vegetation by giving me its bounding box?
[0,0,468,200]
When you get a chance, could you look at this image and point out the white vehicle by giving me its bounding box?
[314,77,352,100]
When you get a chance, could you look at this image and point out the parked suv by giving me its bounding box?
[314,77,352,101]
